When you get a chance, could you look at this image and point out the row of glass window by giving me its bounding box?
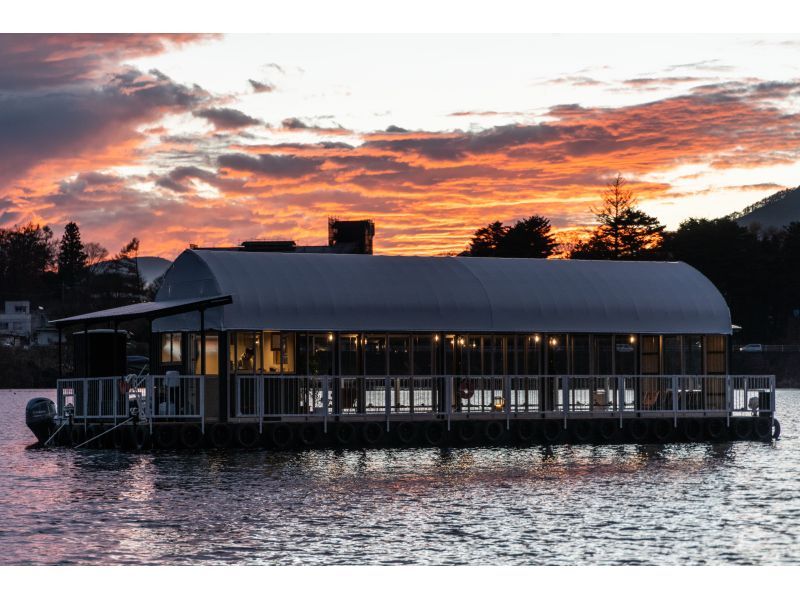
[162,331,726,377]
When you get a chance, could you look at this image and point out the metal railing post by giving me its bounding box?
[200,376,206,434]
[617,376,624,429]
[445,376,452,431]
[725,375,732,428]
[562,375,569,429]
[147,376,154,434]
[770,375,776,428]
[385,376,391,431]
[504,375,511,429]
[322,375,329,434]
[672,375,678,428]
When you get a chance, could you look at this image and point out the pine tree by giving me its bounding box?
[57,222,87,286]
[571,175,665,260]
[498,215,557,258]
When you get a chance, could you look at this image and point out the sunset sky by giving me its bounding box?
[1,33,800,257]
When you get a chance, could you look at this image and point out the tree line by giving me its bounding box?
[0,221,149,319]
[465,175,800,343]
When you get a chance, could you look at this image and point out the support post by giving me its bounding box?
[562,375,569,429]
[672,375,679,429]
[322,375,329,434]
[725,375,732,428]
[57,327,63,379]
[504,374,511,430]
[445,376,452,431]
[199,308,206,375]
[617,376,625,429]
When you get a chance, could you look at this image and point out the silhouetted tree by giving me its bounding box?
[468,221,507,256]
[570,175,665,259]
[57,222,87,286]
[468,216,556,258]
[84,242,108,273]
[498,215,557,258]
[0,223,55,300]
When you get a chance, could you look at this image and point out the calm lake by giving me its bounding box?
[0,388,798,565]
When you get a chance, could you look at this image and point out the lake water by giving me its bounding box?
[0,388,798,565]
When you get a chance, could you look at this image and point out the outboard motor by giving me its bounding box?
[25,397,57,445]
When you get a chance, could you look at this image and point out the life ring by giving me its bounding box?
[732,418,752,441]
[754,418,772,441]
[362,422,384,445]
[514,420,535,443]
[208,423,232,448]
[155,425,178,449]
[236,424,260,449]
[628,419,650,443]
[128,425,149,450]
[458,380,475,401]
[457,421,477,443]
[299,424,320,447]
[543,420,562,444]
[424,421,446,446]
[396,422,415,445]
[179,425,204,449]
[572,420,594,444]
[705,419,726,442]
[335,423,355,446]
[598,420,617,443]
[484,421,504,443]
[772,418,781,440]
[681,419,704,442]
[271,423,293,449]
[652,419,672,443]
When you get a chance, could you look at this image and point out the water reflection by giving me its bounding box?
[0,389,797,564]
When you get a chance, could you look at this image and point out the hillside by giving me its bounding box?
[93,256,171,286]
[731,185,800,230]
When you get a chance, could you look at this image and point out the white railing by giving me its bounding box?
[58,374,774,430]
[56,375,205,429]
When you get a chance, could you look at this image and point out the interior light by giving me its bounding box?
[629,335,636,344]
[533,334,541,343]
[328,333,334,342]
[434,334,440,342]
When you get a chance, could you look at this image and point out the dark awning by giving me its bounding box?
[50,295,233,328]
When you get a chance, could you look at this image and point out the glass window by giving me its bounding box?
[160,332,182,364]
[684,335,703,375]
[592,335,612,375]
[641,335,660,375]
[546,334,567,375]
[234,332,258,372]
[388,335,411,375]
[663,335,681,374]
[280,333,296,374]
[413,335,433,375]
[192,333,219,375]
[308,334,333,375]
[364,335,386,375]
[523,334,542,376]
[615,334,637,375]
[706,335,726,374]
[570,335,590,375]
[339,334,360,375]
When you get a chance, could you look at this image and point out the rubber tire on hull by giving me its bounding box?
[681,418,704,442]
[208,423,232,448]
[772,418,781,440]
[572,420,594,444]
[396,422,415,445]
[299,424,320,447]
[628,419,650,443]
[70,426,84,446]
[362,422,384,446]
[598,420,618,443]
[85,424,104,448]
[424,421,446,446]
[652,419,673,443]
[112,426,127,450]
[705,419,726,442]
[236,424,260,448]
[271,423,293,449]
[484,421,505,443]
[155,425,178,450]
[754,418,772,441]
[180,424,204,449]
[543,420,562,444]
[457,421,478,444]
[732,418,753,441]
[335,423,355,446]
[128,425,149,450]
[514,420,536,443]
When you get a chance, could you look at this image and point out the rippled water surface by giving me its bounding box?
[1,389,798,565]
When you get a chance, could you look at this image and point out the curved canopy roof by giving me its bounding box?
[152,249,731,334]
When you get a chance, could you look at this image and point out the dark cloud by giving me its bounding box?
[282,117,309,130]
[248,79,275,93]
[217,153,323,178]
[385,125,408,133]
[194,107,262,130]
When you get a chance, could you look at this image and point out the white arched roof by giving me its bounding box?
[152,250,731,334]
